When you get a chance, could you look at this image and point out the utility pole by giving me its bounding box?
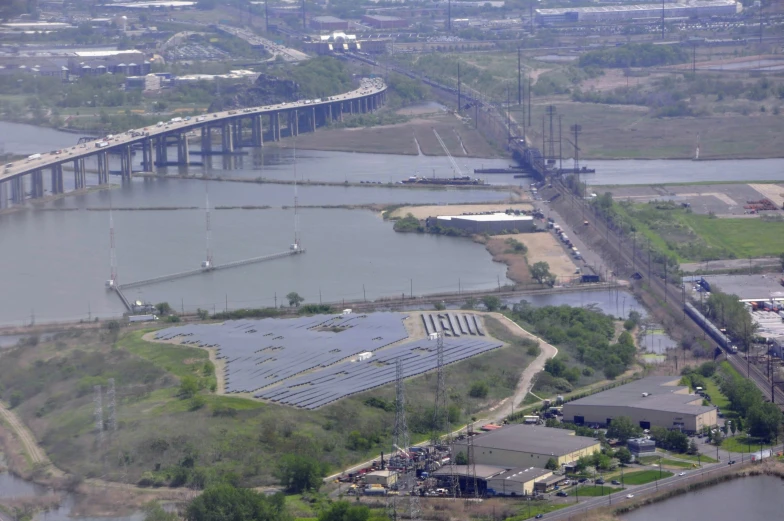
[265,0,269,32]
[517,47,522,106]
[448,0,452,32]
[457,62,461,113]
[558,114,563,173]
[661,0,665,40]
[528,76,532,128]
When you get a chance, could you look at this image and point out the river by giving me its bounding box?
[621,475,784,520]
[3,121,781,324]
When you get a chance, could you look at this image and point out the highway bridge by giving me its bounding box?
[0,78,387,208]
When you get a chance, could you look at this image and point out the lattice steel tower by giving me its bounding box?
[431,331,448,447]
[392,358,420,520]
[93,384,104,447]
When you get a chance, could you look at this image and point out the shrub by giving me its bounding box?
[469,381,489,399]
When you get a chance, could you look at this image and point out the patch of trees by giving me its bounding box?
[650,426,689,453]
[211,307,282,320]
[275,454,328,493]
[387,72,430,107]
[185,484,289,521]
[393,213,423,233]
[286,57,353,100]
[511,302,634,379]
[578,44,689,69]
[606,416,643,443]
[716,363,782,441]
[701,290,756,351]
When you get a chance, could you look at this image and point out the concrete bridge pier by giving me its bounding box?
[97,152,109,184]
[231,120,241,148]
[0,180,7,209]
[50,164,64,194]
[221,122,234,152]
[251,115,263,147]
[30,170,44,198]
[119,145,133,179]
[74,158,86,189]
[200,126,212,153]
[337,103,343,122]
[154,136,168,166]
[177,134,190,165]
[311,106,317,132]
[10,176,24,204]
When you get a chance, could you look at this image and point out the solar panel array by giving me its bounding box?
[155,312,501,409]
[421,312,485,337]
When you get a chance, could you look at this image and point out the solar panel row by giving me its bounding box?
[154,313,500,410]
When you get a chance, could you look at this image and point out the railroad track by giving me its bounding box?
[546,178,784,407]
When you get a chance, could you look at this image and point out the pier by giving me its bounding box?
[112,249,305,311]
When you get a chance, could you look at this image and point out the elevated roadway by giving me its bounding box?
[0,78,387,208]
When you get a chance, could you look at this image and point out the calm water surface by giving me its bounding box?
[621,475,784,521]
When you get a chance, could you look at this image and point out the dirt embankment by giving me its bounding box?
[388,202,531,220]
[480,232,579,285]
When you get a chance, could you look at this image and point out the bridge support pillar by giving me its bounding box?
[50,164,64,194]
[232,120,241,148]
[327,104,332,122]
[251,115,263,147]
[141,139,153,171]
[97,152,109,184]
[177,134,190,165]
[30,170,44,198]
[337,103,342,122]
[119,145,133,180]
[274,112,281,141]
[155,136,168,166]
[74,158,86,189]
[0,180,7,209]
[200,127,212,153]
[221,123,234,152]
[311,107,316,131]
[10,176,24,204]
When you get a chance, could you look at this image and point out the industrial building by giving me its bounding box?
[563,376,718,433]
[310,15,349,31]
[535,0,741,24]
[431,465,553,496]
[362,15,409,29]
[627,437,656,455]
[435,213,535,234]
[365,470,397,487]
[453,425,601,469]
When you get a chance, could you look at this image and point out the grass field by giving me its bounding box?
[576,485,623,497]
[662,451,718,464]
[622,470,674,485]
[509,503,568,520]
[658,458,695,469]
[680,213,784,259]
[721,435,769,453]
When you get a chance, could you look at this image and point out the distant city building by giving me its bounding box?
[104,1,197,9]
[362,14,409,29]
[126,73,162,91]
[304,32,390,54]
[310,15,349,31]
[535,0,742,24]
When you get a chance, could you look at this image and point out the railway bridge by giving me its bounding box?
[0,78,387,208]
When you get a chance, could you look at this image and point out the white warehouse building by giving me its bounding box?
[536,0,742,24]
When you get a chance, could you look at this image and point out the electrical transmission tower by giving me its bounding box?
[431,332,447,447]
[546,105,557,168]
[107,378,117,433]
[94,385,104,448]
[392,358,420,521]
[467,422,478,498]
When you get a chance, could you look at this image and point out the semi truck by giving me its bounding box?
[27,153,41,161]
[128,314,159,323]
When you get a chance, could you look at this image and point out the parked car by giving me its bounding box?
[595,478,605,485]
[611,480,621,485]
[555,491,568,497]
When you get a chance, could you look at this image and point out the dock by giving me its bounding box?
[112,249,305,310]
[474,168,529,175]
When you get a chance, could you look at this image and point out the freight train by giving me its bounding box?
[683,302,737,353]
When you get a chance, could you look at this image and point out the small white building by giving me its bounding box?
[357,352,372,362]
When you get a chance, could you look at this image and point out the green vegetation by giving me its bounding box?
[658,459,694,469]
[719,435,768,453]
[275,454,329,493]
[286,57,352,100]
[505,238,528,254]
[622,470,674,485]
[701,290,756,351]
[649,426,689,453]
[510,302,635,387]
[386,73,431,108]
[507,503,568,521]
[0,317,535,488]
[530,262,554,286]
[578,44,689,68]
[392,213,423,233]
[185,484,289,521]
[576,485,622,497]
[606,416,643,443]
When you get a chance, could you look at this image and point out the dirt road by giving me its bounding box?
[0,400,47,466]
[485,313,558,422]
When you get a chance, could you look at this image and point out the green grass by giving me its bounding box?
[658,459,695,469]
[576,485,623,497]
[661,451,717,464]
[704,376,731,411]
[509,503,568,520]
[622,470,674,485]
[721,435,768,454]
[679,213,784,259]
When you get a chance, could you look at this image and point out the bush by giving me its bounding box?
[189,395,206,411]
[469,381,489,399]
[9,390,23,408]
[526,343,541,357]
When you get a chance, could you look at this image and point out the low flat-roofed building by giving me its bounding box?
[487,467,552,496]
[533,473,569,493]
[365,470,397,487]
[432,464,552,496]
[563,376,717,433]
[436,213,535,234]
[627,437,656,455]
[310,15,349,31]
[453,425,600,469]
[362,14,409,29]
